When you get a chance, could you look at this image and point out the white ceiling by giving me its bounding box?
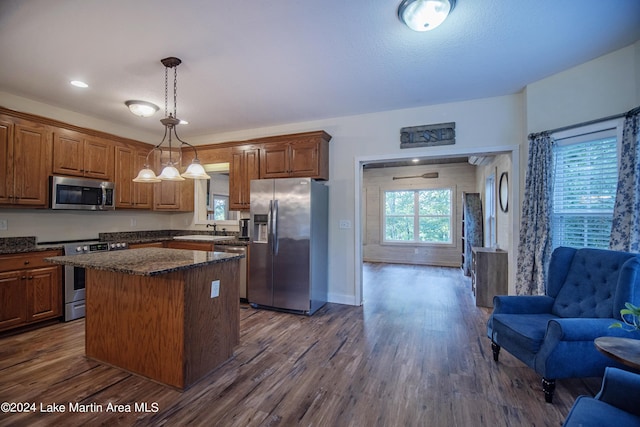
[1,0,639,139]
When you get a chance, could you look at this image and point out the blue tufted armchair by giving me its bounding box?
[487,247,640,403]
[563,367,640,426]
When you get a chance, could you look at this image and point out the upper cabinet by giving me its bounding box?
[0,114,52,207]
[114,145,153,209]
[229,144,260,211]
[153,180,194,211]
[53,128,114,180]
[257,131,331,180]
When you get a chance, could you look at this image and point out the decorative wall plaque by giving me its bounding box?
[400,122,455,149]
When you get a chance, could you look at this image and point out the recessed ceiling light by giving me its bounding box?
[70,80,89,88]
[179,119,189,125]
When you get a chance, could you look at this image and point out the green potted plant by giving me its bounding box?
[610,302,640,332]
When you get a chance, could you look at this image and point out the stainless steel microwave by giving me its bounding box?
[50,176,115,210]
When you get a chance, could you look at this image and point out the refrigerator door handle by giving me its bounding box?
[272,199,279,255]
[267,200,273,253]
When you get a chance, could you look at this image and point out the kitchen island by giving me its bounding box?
[45,247,242,390]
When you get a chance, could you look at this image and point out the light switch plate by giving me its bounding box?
[339,220,351,229]
[210,280,220,298]
[0,219,7,231]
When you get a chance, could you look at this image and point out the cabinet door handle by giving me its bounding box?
[21,276,26,279]
[28,276,33,280]
[24,260,30,265]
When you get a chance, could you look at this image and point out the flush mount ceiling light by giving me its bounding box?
[133,57,210,183]
[125,100,159,118]
[70,80,89,88]
[398,0,456,32]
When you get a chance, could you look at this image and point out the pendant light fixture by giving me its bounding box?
[398,0,456,32]
[133,57,210,183]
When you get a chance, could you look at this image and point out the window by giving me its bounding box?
[383,188,452,244]
[551,123,619,249]
[210,195,230,221]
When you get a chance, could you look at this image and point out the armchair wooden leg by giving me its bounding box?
[542,377,556,403]
[491,341,501,362]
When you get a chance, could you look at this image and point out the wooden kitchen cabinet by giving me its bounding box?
[53,128,114,180]
[257,131,330,180]
[471,247,507,308]
[128,242,165,249]
[153,179,194,211]
[0,250,62,332]
[165,241,215,251]
[114,145,153,209]
[229,145,260,210]
[0,114,52,207]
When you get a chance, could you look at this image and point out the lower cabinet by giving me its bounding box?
[165,241,214,251]
[0,250,62,332]
[128,242,165,249]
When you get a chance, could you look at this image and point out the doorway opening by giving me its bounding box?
[355,145,519,306]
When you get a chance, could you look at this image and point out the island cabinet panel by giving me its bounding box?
[85,260,240,390]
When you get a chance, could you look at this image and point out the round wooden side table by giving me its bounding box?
[594,336,640,371]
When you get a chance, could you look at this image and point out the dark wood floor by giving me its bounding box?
[0,263,600,426]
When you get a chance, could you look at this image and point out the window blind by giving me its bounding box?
[551,130,618,249]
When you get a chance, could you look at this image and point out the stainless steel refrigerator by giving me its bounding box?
[249,177,328,315]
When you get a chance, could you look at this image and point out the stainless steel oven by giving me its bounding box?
[62,240,128,321]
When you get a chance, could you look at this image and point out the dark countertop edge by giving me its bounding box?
[45,250,244,277]
[1,245,64,255]
[0,235,249,255]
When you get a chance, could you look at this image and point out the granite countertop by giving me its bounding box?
[0,237,65,254]
[45,247,244,276]
[0,231,249,255]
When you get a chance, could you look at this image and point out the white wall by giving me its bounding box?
[525,42,640,134]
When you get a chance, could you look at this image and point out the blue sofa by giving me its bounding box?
[487,246,640,403]
[563,367,640,427]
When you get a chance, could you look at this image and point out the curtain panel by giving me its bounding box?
[610,108,640,253]
[516,132,554,295]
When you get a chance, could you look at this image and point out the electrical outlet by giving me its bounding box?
[0,219,7,231]
[210,280,220,298]
[130,218,137,227]
[339,220,352,229]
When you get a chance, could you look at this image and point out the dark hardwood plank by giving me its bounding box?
[0,263,599,426]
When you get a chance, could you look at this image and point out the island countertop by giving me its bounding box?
[45,247,243,276]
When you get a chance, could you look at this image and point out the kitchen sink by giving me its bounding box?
[173,235,235,242]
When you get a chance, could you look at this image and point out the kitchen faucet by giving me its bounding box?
[206,223,217,235]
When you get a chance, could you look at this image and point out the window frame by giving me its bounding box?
[550,118,623,250]
[381,185,455,247]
